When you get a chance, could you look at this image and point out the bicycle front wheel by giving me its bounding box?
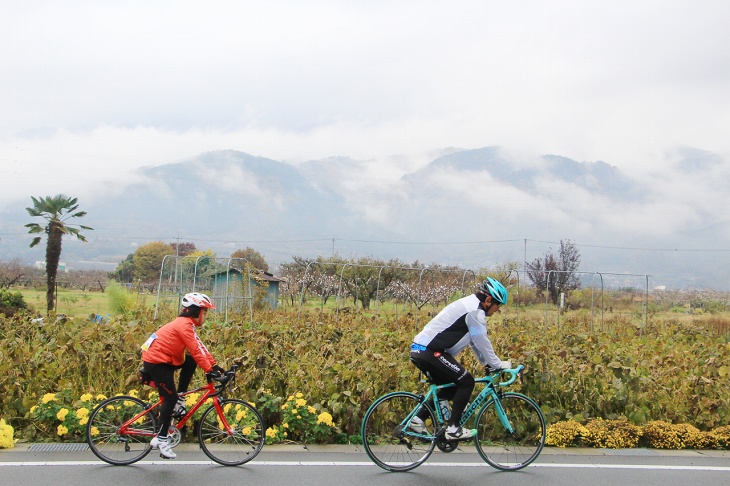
[474,392,546,471]
[198,399,265,466]
[86,395,157,465]
[361,392,436,472]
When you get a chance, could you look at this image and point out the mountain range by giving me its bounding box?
[2,146,729,290]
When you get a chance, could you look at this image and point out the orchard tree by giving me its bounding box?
[525,239,581,305]
[0,258,27,290]
[25,195,93,312]
[170,241,196,257]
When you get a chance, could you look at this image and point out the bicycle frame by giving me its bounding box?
[404,365,524,437]
[118,379,231,437]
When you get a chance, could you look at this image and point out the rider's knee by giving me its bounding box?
[457,371,475,389]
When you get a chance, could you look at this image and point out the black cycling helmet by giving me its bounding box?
[479,277,508,305]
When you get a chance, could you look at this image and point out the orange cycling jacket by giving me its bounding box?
[141,316,216,373]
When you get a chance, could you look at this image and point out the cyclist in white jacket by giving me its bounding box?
[409,277,510,441]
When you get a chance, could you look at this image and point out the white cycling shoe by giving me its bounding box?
[408,417,428,434]
[444,426,476,441]
[150,436,177,459]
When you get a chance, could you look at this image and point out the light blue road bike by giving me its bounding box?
[361,364,546,472]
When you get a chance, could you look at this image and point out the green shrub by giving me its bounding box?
[106,279,136,314]
[0,288,30,317]
[263,391,338,444]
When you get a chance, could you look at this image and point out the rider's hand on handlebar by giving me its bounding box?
[212,364,225,374]
[207,368,224,381]
[485,361,512,374]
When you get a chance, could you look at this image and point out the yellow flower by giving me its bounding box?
[123,401,135,407]
[295,398,307,407]
[307,406,316,414]
[266,427,277,438]
[76,408,89,419]
[185,393,200,407]
[317,412,334,427]
[29,405,38,415]
[90,426,99,437]
[56,408,69,421]
[95,394,107,401]
[291,408,298,415]
[79,417,88,426]
[283,423,289,429]
[295,392,304,398]
[57,424,68,436]
[224,403,232,414]
[235,410,247,421]
[242,426,252,435]
[128,389,139,398]
[42,393,57,404]
[80,393,94,402]
[0,419,14,449]
[281,403,289,410]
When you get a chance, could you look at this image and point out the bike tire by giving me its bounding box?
[361,392,437,472]
[86,395,157,465]
[474,392,546,471]
[197,398,265,466]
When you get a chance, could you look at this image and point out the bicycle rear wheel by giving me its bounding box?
[197,399,265,466]
[86,396,157,465]
[361,392,436,472]
[474,392,546,471]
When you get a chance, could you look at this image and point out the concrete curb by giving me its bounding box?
[3,443,730,458]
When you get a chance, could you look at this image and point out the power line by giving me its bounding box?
[4,230,730,253]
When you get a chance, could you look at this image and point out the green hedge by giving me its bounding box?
[2,308,730,443]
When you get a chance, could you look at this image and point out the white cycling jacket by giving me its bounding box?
[412,294,502,369]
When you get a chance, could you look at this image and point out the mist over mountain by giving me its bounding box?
[2,147,729,290]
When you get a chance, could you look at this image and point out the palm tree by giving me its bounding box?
[25,195,93,313]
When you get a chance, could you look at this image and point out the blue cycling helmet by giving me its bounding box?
[479,277,508,305]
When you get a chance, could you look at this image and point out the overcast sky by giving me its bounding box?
[2,1,730,210]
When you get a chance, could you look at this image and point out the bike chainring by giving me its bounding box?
[167,425,182,448]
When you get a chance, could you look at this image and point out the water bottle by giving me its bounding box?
[439,399,451,420]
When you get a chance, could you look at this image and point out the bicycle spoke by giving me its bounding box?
[86,396,157,465]
[197,399,265,466]
[474,392,546,470]
[361,392,436,472]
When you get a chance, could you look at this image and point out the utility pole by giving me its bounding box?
[524,239,527,272]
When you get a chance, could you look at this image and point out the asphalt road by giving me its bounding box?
[2,443,729,486]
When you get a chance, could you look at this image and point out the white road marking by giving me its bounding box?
[1,461,730,471]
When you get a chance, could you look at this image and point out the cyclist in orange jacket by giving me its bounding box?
[141,292,223,459]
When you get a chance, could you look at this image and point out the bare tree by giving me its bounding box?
[0,258,27,289]
[525,239,581,305]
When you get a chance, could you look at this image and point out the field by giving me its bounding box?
[16,288,112,319]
